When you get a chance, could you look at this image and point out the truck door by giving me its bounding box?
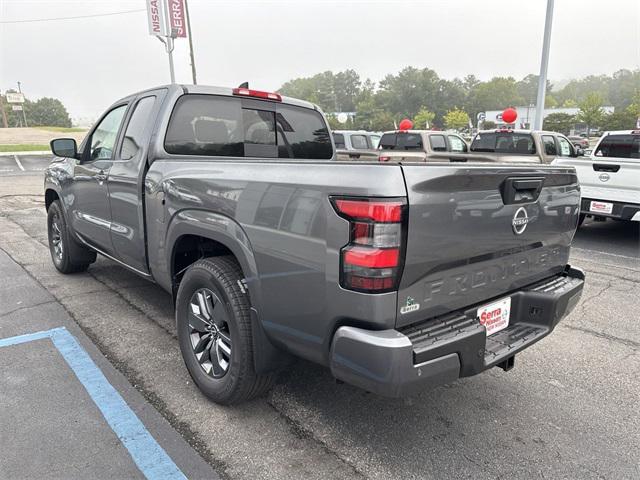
[69,104,128,253]
[107,92,165,274]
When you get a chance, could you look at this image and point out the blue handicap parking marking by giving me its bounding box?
[0,327,187,480]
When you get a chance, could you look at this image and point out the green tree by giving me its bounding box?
[543,112,575,134]
[577,93,605,137]
[481,120,497,130]
[443,108,470,131]
[413,108,435,129]
[25,97,72,127]
[467,77,524,117]
[599,110,636,131]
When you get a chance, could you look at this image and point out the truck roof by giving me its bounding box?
[380,130,447,135]
[476,129,560,136]
[112,84,319,111]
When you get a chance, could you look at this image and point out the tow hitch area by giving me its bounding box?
[497,355,515,372]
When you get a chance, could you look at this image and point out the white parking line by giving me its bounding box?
[572,247,639,262]
[13,155,25,171]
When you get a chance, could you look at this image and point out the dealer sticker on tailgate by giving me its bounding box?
[477,297,511,336]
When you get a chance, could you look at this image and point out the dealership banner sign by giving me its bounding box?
[146,0,186,38]
[146,0,168,36]
[168,0,186,38]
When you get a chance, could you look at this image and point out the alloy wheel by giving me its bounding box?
[50,213,64,261]
[188,288,232,378]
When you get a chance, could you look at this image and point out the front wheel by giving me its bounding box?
[176,256,275,405]
[47,200,96,273]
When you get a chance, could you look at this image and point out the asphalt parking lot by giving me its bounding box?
[0,155,639,479]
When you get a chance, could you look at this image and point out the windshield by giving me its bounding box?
[471,132,536,154]
[594,134,640,159]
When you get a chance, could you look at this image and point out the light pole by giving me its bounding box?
[17,81,28,127]
[534,0,554,130]
[156,35,176,84]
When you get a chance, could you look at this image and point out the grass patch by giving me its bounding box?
[0,144,50,152]
[35,126,86,133]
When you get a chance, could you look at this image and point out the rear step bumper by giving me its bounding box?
[581,197,640,220]
[329,265,585,397]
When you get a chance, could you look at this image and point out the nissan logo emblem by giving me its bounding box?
[599,173,610,182]
[512,207,529,235]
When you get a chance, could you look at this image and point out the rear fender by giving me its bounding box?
[165,209,286,373]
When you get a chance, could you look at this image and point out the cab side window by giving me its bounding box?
[557,136,573,157]
[542,135,557,156]
[121,96,156,161]
[89,105,127,161]
[448,135,467,152]
[350,134,369,149]
[429,134,447,152]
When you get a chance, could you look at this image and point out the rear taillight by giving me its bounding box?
[331,197,407,293]
[379,155,390,162]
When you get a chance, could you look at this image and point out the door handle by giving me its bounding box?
[592,163,620,173]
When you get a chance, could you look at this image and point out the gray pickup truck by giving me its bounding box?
[45,84,585,405]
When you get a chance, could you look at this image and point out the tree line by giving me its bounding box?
[1,92,72,128]
[278,68,640,133]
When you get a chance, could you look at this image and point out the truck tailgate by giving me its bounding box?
[396,164,579,327]
[554,157,640,205]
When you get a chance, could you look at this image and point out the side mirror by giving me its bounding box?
[50,138,77,158]
[576,147,585,156]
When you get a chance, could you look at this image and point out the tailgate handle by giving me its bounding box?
[501,177,544,205]
[593,163,620,172]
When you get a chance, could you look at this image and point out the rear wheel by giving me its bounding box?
[47,200,96,273]
[176,256,275,405]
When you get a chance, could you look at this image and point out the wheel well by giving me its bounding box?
[45,189,59,210]
[172,234,234,288]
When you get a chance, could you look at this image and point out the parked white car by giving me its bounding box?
[553,130,640,225]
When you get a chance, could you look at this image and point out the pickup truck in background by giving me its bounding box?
[553,130,640,225]
[333,130,381,161]
[469,129,583,163]
[377,130,471,162]
[45,84,585,405]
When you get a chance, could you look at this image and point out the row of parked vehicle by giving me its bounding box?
[333,127,640,226]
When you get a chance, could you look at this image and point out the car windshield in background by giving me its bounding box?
[333,133,345,149]
[165,94,332,159]
[594,134,640,159]
[379,132,423,150]
[471,132,536,154]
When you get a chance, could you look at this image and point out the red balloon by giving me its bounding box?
[399,118,413,130]
[502,108,517,124]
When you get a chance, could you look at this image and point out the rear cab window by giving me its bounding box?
[471,132,536,154]
[164,94,333,159]
[378,132,423,151]
[595,134,640,159]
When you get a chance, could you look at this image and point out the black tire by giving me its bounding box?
[47,200,96,273]
[176,256,275,405]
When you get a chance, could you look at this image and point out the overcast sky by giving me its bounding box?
[1,0,639,121]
